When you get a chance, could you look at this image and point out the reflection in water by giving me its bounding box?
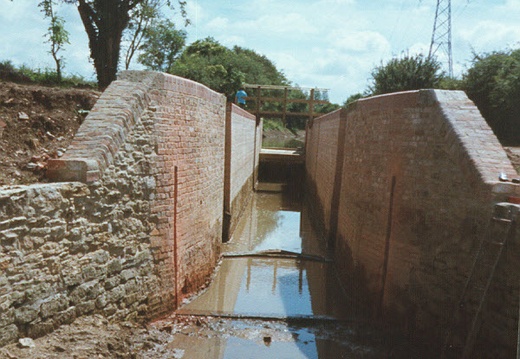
[222,334,318,359]
[176,190,370,358]
[224,191,329,258]
[180,257,352,319]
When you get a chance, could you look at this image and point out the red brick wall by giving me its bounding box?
[305,109,347,240]
[47,71,227,316]
[305,89,520,353]
[148,73,226,303]
[223,104,259,239]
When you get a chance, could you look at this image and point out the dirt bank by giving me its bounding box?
[0,82,99,185]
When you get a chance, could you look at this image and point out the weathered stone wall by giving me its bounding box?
[305,89,520,355]
[0,71,229,346]
[223,103,260,240]
[0,117,159,345]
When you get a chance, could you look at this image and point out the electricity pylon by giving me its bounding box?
[429,0,453,77]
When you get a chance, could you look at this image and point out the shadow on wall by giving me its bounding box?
[305,89,520,357]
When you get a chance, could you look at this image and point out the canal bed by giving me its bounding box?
[169,189,417,358]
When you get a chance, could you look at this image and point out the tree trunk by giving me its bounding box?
[52,51,62,83]
[77,0,131,90]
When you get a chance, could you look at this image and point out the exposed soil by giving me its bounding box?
[0,81,99,185]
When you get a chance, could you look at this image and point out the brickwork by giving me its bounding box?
[47,72,160,182]
[223,103,259,240]
[149,73,226,299]
[305,89,520,355]
[305,109,347,239]
[0,71,229,346]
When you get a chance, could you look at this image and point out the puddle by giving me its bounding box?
[179,191,355,319]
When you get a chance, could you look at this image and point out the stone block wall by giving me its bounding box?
[0,71,228,346]
[223,103,260,240]
[305,89,520,355]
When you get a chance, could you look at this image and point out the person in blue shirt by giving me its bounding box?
[235,88,247,107]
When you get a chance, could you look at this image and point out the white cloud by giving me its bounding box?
[219,35,246,48]
[407,42,430,57]
[206,17,230,31]
[329,30,391,54]
[502,0,520,11]
[242,13,319,36]
[318,0,355,4]
[459,21,520,50]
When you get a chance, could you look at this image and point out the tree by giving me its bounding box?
[137,18,186,71]
[463,49,520,144]
[39,0,70,82]
[369,54,444,95]
[59,0,187,89]
[343,93,365,108]
[123,0,161,70]
[170,38,288,100]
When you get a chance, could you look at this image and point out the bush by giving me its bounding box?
[0,61,32,83]
[263,118,286,131]
[462,49,520,145]
[369,54,444,95]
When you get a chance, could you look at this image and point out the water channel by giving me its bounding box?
[170,185,420,358]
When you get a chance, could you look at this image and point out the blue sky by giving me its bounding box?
[1,0,519,103]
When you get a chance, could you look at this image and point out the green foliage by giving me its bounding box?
[170,38,288,100]
[39,0,70,82]
[0,60,95,88]
[369,54,444,95]
[263,118,286,131]
[232,46,288,86]
[438,76,463,90]
[462,49,520,144]
[0,61,32,83]
[123,0,162,70]
[343,93,365,108]
[56,0,188,88]
[137,18,186,71]
[315,102,340,114]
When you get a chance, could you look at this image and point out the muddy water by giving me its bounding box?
[223,190,328,257]
[178,257,352,319]
[179,191,359,319]
[170,189,397,358]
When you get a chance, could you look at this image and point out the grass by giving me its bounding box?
[0,60,96,88]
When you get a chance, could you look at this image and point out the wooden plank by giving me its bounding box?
[257,111,324,118]
[243,83,329,92]
[245,97,327,104]
[259,148,305,164]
